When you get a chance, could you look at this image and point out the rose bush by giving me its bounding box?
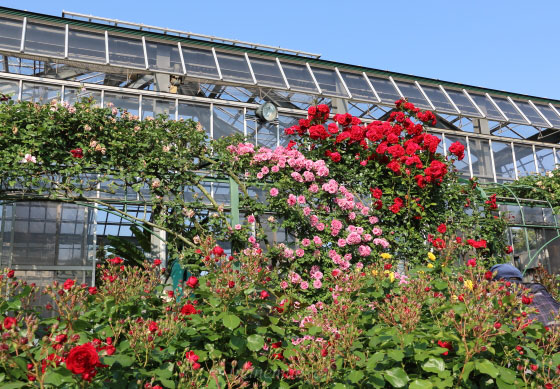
[0,97,558,387]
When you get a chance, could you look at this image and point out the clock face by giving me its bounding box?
[262,103,277,121]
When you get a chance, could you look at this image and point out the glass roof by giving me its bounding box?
[1,10,560,135]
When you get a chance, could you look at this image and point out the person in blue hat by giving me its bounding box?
[491,263,559,327]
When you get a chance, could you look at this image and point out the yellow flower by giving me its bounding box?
[371,270,378,277]
[389,272,395,283]
[380,253,392,260]
[451,295,458,301]
[464,280,474,291]
[427,263,434,268]
[427,252,436,261]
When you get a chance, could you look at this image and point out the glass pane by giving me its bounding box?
[491,96,528,124]
[213,106,244,139]
[178,102,211,137]
[468,93,505,120]
[368,76,400,104]
[310,66,347,97]
[108,35,145,68]
[256,121,278,148]
[24,21,65,57]
[513,100,549,127]
[492,141,515,182]
[64,87,101,107]
[420,84,457,113]
[0,79,20,101]
[394,80,431,109]
[444,89,481,117]
[469,138,493,182]
[68,28,105,63]
[514,144,536,177]
[249,56,285,88]
[21,83,61,103]
[339,72,376,101]
[142,97,175,120]
[0,17,22,51]
[535,147,555,173]
[215,51,253,83]
[182,46,219,79]
[533,103,560,128]
[104,93,139,116]
[145,41,182,73]
[280,62,317,93]
[279,115,300,146]
[444,135,470,178]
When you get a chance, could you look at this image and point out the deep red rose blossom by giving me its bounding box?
[448,141,465,160]
[70,148,84,159]
[3,316,17,330]
[65,343,101,376]
[186,276,199,288]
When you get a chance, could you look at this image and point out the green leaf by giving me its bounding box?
[366,352,385,371]
[409,379,434,389]
[422,357,445,373]
[0,383,27,389]
[347,370,364,383]
[43,367,74,386]
[223,314,241,330]
[388,349,404,362]
[475,359,499,378]
[270,324,285,335]
[383,367,409,388]
[497,366,516,384]
[461,361,475,381]
[229,336,246,351]
[247,334,264,352]
[103,354,135,367]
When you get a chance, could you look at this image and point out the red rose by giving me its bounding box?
[70,148,84,159]
[242,361,253,371]
[63,279,75,290]
[437,224,447,234]
[65,343,101,375]
[153,259,162,266]
[522,295,533,305]
[228,281,235,288]
[186,276,199,288]
[466,259,477,267]
[505,245,513,254]
[484,271,493,281]
[329,152,341,163]
[6,269,14,278]
[370,188,383,199]
[530,364,538,372]
[185,350,199,363]
[211,246,225,257]
[437,340,453,356]
[180,304,198,315]
[384,264,392,270]
[88,287,98,295]
[3,316,17,330]
[148,321,158,333]
[494,322,501,329]
[260,290,269,299]
[448,141,465,160]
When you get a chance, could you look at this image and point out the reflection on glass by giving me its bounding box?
[514,144,536,177]
[419,84,457,113]
[108,35,145,68]
[178,102,211,137]
[444,135,470,178]
[215,51,253,83]
[213,105,243,139]
[468,93,504,120]
[249,56,285,88]
[182,46,219,79]
[21,83,61,103]
[280,62,317,93]
[64,87,102,107]
[535,147,555,173]
[339,72,376,101]
[491,96,528,124]
[0,17,22,51]
[278,115,300,146]
[310,66,347,97]
[24,22,65,57]
[368,76,400,104]
[394,80,430,109]
[492,141,515,182]
[512,100,549,127]
[445,89,481,117]
[533,103,560,128]
[145,41,183,73]
[142,97,175,120]
[0,79,19,101]
[104,93,139,116]
[469,138,494,182]
[68,29,106,63]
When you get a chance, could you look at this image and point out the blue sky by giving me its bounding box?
[7,0,560,100]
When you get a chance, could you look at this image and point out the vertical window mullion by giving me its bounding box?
[142,36,149,70]
[64,24,69,59]
[488,139,497,183]
[104,31,109,64]
[511,142,519,180]
[465,135,473,178]
[177,42,187,75]
[20,17,27,53]
[276,58,290,90]
[306,63,322,94]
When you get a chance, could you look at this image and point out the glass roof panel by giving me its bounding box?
[24,21,65,58]
[533,103,560,128]
[68,28,105,64]
[393,80,431,109]
[108,35,144,68]
[309,66,348,97]
[339,71,376,101]
[419,84,456,113]
[468,93,505,120]
[513,100,549,127]
[444,88,481,117]
[215,51,253,83]
[182,46,219,79]
[490,96,528,124]
[248,56,285,88]
[0,17,22,51]
[367,76,400,104]
[145,41,182,73]
[280,61,317,93]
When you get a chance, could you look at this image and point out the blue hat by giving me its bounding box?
[490,264,522,280]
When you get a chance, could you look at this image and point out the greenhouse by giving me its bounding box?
[0,5,559,288]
